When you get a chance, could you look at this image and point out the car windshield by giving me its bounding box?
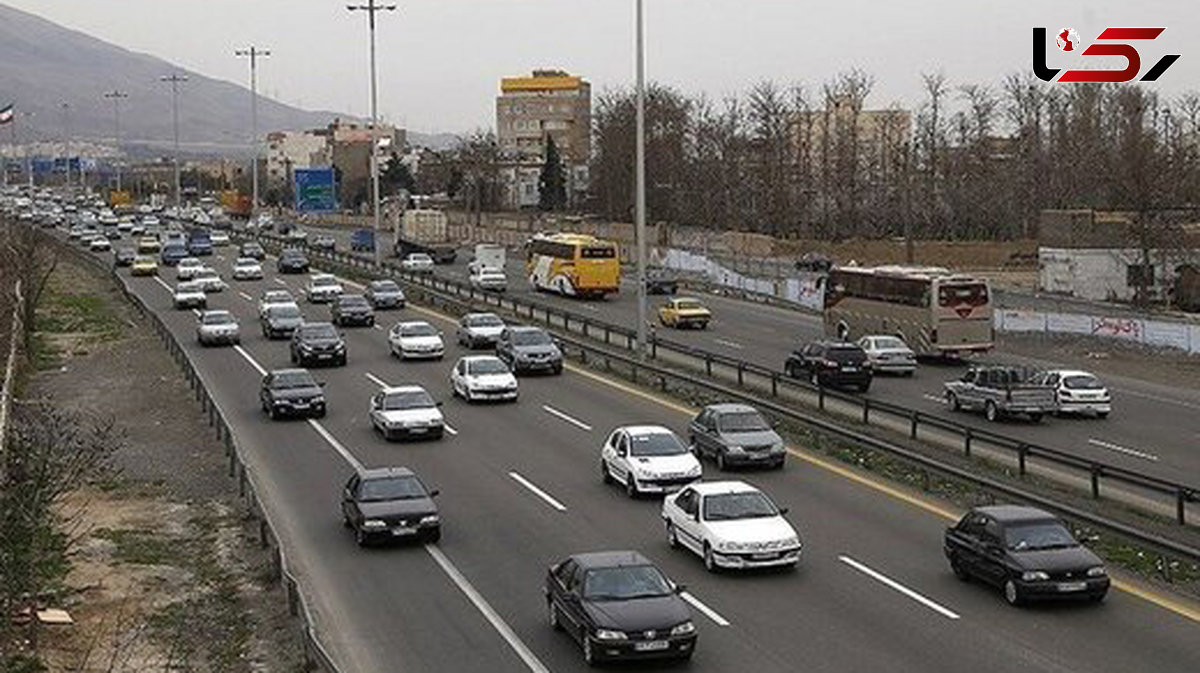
[202,312,234,325]
[511,331,551,346]
[300,325,338,339]
[235,259,257,267]
[703,492,779,521]
[872,336,907,350]
[1004,521,1078,551]
[467,359,509,375]
[339,296,369,307]
[381,390,435,410]
[269,306,301,319]
[176,282,203,293]
[264,291,293,303]
[828,347,867,364]
[372,281,399,292]
[359,476,427,502]
[582,565,672,601]
[410,254,432,263]
[1063,375,1103,390]
[283,251,304,259]
[629,432,687,457]
[313,277,339,288]
[273,372,316,389]
[675,300,704,310]
[467,314,503,327]
[400,324,437,337]
[717,411,770,432]
[196,271,218,280]
[135,256,154,264]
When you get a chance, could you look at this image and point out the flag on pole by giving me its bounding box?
[0,104,13,125]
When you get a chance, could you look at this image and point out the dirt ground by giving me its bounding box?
[26,254,303,673]
[998,332,1200,393]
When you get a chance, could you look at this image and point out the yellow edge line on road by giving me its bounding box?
[393,278,1200,624]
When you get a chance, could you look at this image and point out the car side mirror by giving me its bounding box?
[342,488,352,501]
[436,401,444,407]
[673,583,687,595]
[318,381,327,387]
[616,447,627,457]
[429,489,440,498]
[692,510,701,522]
[778,506,790,515]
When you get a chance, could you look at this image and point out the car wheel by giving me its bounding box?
[355,527,368,548]
[810,369,820,387]
[1004,579,1023,606]
[666,522,679,549]
[1097,412,1109,420]
[716,452,729,471]
[548,600,563,631]
[985,401,999,423]
[425,528,441,544]
[601,461,613,485]
[289,350,297,364]
[1028,413,1043,423]
[625,474,639,499]
[858,382,871,393]
[703,543,718,573]
[269,406,280,421]
[341,513,351,529]
[312,407,326,419]
[552,364,563,376]
[583,637,597,666]
[947,393,961,411]
[950,555,970,581]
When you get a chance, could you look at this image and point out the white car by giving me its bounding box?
[306,274,344,303]
[258,289,296,318]
[176,257,205,281]
[210,231,231,247]
[89,237,112,252]
[601,426,702,498]
[1039,369,1111,418]
[196,309,241,346]
[194,268,226,293]
[388,321,445,360]
[662,481,802,572]
[856,335,917,376]
[469,266,508,292]
[401,253,435,274]
[173,281,208,310]
[232,258,264,280]
[286,228,308,242]
[369,386,445,441]
[456,312,506,349]
[450,355,518,403]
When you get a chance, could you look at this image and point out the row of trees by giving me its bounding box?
[588,72,1200,241]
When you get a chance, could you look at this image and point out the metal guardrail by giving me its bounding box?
[247,230,1199,529]
[49,231,343,673]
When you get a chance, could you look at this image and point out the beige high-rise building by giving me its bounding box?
[496,70,591,165]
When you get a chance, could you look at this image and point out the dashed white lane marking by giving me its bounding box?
[713,338,744,350]
[542,405,593,431]
[424,544,552,673]
[307,419,367,472]
[679,591,731,627]
[233,345,267,375]
[1087,438,1160,462]
[192,308,202,318]
[507,471,567,512]
[274,278,288,286]
[153,276,173,292]
[923,394,947,405]
[238,291,254,301]
[838,555,961,620]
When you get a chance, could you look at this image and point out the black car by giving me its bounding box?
[546,551,696,665]
[341,467,441,546]
[277,248,310,274]
[240,241,266,260]
[330,294,375,327]
[259,368,326,419]
[290,322,347,366]
[113,247,136,267]
[944,505,1109,606]
[364,279,406,309]
[496,326,563,375]
[688,403,786,470]
[645,268,680,295]
[785,340,873,392]
[260,303,304,339]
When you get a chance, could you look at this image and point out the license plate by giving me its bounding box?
[751,553,778,561]
[293,403,309,410]
[843,366,858,372]
[391,527,416,536]
[317,353,332,360]
[1057,581,1087,592]
[408,427,427,434]
[634,641,669,652]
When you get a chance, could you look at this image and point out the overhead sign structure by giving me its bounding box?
[294,167,338,212]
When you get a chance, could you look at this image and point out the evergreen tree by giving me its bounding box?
[538,135,567,211]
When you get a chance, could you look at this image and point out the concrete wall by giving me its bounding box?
[1039,247,1200,302]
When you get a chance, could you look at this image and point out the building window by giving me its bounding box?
[1127,263,1155,288]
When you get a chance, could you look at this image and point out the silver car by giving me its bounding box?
[857,335,917,376]
[197,310,240,346]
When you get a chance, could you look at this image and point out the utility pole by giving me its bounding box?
[160,74,189,208]
[634,0,649,360]
[347,0,397,265]
[236,46,270,218]
[59,102,72,188]
[103,90,129,192]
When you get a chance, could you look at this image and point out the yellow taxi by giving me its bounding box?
[131,255,159,276]
[658,297,712,330]
[136,235,161,254]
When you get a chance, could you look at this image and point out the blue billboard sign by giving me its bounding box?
[294,167,338,212]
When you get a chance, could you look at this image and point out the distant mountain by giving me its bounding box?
[406,131,462,151]
[0,3,360,157]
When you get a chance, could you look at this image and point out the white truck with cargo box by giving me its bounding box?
[468,243,506,275]
[394,209,456,264]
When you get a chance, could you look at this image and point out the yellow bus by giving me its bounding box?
[823,266,993,356]
[526,233,620,298]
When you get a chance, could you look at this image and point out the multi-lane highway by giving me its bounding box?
[290,222,1200,488]
[86,236,1199,673]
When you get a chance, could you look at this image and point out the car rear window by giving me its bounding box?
[828,346,867,363]
[1063,375,1103,390]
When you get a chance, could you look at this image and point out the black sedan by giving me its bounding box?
[341,467,440,546]
[546,551,696,665]
[331,294,375,327]
[290,322,347,367]
[277,249,310,274]
[259,368,326,419]
[784,340,873,392]
[944,505,1109,606]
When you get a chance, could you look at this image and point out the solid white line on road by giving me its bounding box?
[373,324,384,331]
[153,276,173,292]
[192,308,202,318]
[578,304,600,313]
[542,405,592,431]
[679,591,731,627]
[1087,438,1160,462]
[233,345,267,376]
[364,372,389,388]
[424,544,552,673]
[443,423,459,436]
[308,419,367,472]
[923,394,947,405]
[238,291,254,302]
[507,471,566,511]
[838,555,961,620]
[713,338,744,350]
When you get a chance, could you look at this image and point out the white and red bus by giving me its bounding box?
[823,266,993,356]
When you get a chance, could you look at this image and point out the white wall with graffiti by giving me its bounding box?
[657,248,826,310]
[994,309,1200,354]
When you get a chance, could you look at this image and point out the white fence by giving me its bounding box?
[658,248,826,310]
[995,308,1200,354]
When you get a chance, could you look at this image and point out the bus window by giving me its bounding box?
[580,246,615,259]
[939,283,989,307]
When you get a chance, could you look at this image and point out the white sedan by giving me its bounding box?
[258,289,296,318]
[1039,369,1112,418]
[306,273,344,303]
[469,266,508,292]
[176,257,205,281]
[388,321,445,360]
[89,237,112,252]
[232,257,264,280]
[662,481,802,572]
[210,231,231,247]
[601,426,702,498]
[450,355,518,403]
[856,335,917,376]
[401,253,435,274]
[369,386,445,441]
[194,268,226,293]
[173,281,208,310]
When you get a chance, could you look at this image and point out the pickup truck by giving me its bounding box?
[943,366,1057,423]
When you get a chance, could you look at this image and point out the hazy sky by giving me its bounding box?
[6,1,1198,134]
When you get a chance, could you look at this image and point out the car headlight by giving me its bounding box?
[1021,571,1050,582]
[727,445,744,453]
[1087,566,1106,577]
[594,629,626,641]
[670,621,696,636]
[361,519,387,529]
[686,464,702,477]
[772,441,785,452]
[419,515,440,526]
[334,344,346,353]
[718,540,748,553]
[781,536,801,548]
[312,395,325,404]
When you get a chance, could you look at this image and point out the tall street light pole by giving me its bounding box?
[103,90,128,192]
[347,0,397,265]
[160,74,189,208]
[59,102,72,188]
[634,0,649,360]
[236,46,270,218]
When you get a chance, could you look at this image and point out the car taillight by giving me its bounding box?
[930,329,938,344]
